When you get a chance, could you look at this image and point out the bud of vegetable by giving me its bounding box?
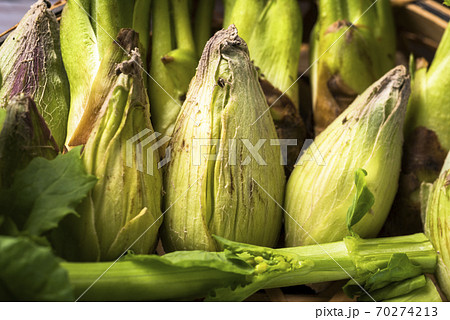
[193,0,215,58]
[422,152,450,300]
[162,25,285,252]
[60,0,151,146]
[311,0,396,134]
[285,66,410,246]
[405,23,450,152]
[57,35,163,261]
[0,94,58,188]
[224,0,306,169]
[0,0,69,148]
[382,23,450,236]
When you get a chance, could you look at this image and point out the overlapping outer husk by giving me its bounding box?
[311,0,396,135]
[405,23,450,152]
[0,0,69,148]
[162,25,285,252]
[383,23,450,236]
[285,66,410,246]
[54,30,162,262]
[60,0,151,146]
[0,94,58,188]
[423,153,450,300]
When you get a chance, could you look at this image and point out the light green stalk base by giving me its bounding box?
[63,233,436,301]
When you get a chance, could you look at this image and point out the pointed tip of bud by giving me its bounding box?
[442,151,450,175]
[199,23,247,60]
[356,65,410,119]
[116,28,140,54]
[226,24,239,37]
[325,20,352,35]
[32,0,51,10]
[380,65,409,87]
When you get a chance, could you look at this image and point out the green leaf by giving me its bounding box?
[342,277,369,299]
[5,147,97,236]
[146,250,254,275]
[383,277,443,302]
[365,253,423,291]
[343,253,424,299]
[358,275,427,302]
[346,168,375,234]
[0,236,73,301]
[444,1,450,7]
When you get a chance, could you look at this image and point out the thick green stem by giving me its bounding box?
[266,241,355,288]
[223,0,265,42]
[228,234,436,291]
[149,0,180,136]
[62,234,436,301]
[171,0,196,53]
[132,0,152,62]
[94,0,134,60]
[194,0,215,57]
[63,259,246,301]
[151,0,173,59]
[246,0,303,107]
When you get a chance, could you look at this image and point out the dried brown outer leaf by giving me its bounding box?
[314,68,359,135]
[0,94,58,188]
[381,127,447,236]
[0,0,69,148]
[260,79,306,173]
